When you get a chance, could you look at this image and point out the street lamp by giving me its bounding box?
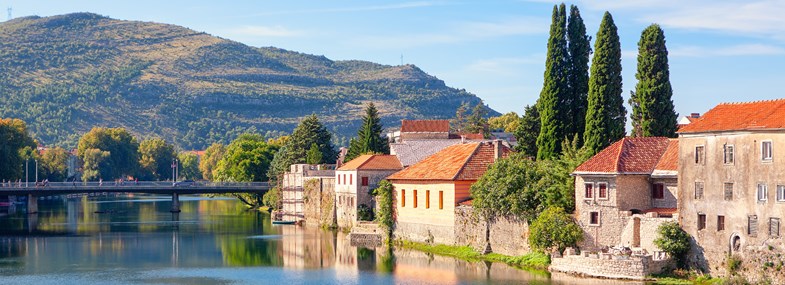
[25,159,28,188]
[35,159,38,186]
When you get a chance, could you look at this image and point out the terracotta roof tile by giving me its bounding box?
[400,120,450,133]
[654,140,678,171]
[679,98,785,133]
[643,208,677,215]
[337,155,403,171]
[574,137,671,174]
[387,141,510,181]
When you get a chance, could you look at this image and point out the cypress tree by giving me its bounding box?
[514,104,540,158]
[345,102,389,161]
[629,24,678,137]
[536,3,568,160]
[583,12,626,155]
[565,5,591,145]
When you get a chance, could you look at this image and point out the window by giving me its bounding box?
[361,177,369,186]
[343,174,346,185]
[777,185,785,202]
[349,174,353,185]
[724,183,734,201]
[584,183,594,199]
[724,144,735,164]
[718,216,725,231]
[770,218,780,237]
[426,190,430,209]
[695,182,704,199]
[695,146,705,165]
[762,141,773,161]
[401,189,405,207]
[413,190,418,208]
[652,184,665,199]
[748,215,759,236]
[439,191,444,209]
[758,183,768,202]
[698,214,706,230]
[338,175,341,184]
[589,212,600,226]
[598,183,608,199]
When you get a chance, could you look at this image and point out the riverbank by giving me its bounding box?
[395,240,550,272]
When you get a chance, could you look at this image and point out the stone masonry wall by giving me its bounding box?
[550,250,673,280]
[454,205,530,256]
[395,221,455,245]
[304,177,336,228]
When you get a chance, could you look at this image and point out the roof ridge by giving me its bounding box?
[451,142,482,180]
[612,137,627,172]
[356,154,373,169]
[718,98,785,105]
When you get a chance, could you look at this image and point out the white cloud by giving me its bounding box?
[226,25,305,37]
[239,1,441,17]
[354,17,548,49]
[463,56,542,76]
[670,44,785,57]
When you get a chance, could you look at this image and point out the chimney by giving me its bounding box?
[690,113,700,118]
[493,139,503,161]
[461,135,466,144]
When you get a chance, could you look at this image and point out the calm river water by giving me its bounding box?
[0,195,643,284]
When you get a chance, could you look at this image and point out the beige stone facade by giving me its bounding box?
[679,131,785,277]
[281,164,335,222]
[391,180,467,245]
[335,168,400,229]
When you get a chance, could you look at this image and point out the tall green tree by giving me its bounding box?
[215,133,278,182]
[583,12,626,155]
[77,127,139,180]
[138,138,176,180]
[536,4,569,160]
[306,143,323,164]
[488,112,521,133]
[346,103,389,161]
[0,118,36,180]
[465,102,490,138]
[267,115,336,185]
[177,152,201,180]
[514,104,540,158]
[630,24,678,138]
[565,5,591,146]
[470,153,545,222]
[451,102,470,133]
[81,148,110,181]
[199,143,225,180]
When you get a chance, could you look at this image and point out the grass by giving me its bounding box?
[650,272,724,285]
[395,240,551,272]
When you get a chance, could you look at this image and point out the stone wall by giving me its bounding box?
[394,221,455,245]
[303,177,336,228]
[550,249,673,280]
[454,205,531,256]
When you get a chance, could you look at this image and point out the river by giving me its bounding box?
[0,195,643,284]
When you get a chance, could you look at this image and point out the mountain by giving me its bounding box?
[0,13,497,150]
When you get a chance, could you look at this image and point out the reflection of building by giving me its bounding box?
[281,225,336,269]
[335,155,402,229]
[572,137,678,253]
[387,141,510,245]
[282,164,335,222]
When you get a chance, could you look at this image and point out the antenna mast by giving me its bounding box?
[7,7,11,21]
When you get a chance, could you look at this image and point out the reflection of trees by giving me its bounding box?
[0,238,26,259]
[377,246,396,274]
[217,236,282,266]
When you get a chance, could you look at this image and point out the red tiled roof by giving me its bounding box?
[458,199,473,206]
[643,208,677,215]
[654,140,678,171]
[574,137,671,174]
[400,120,450,133]
[387,141,510,181]
[679,99,785,133]
[337,155,403,171]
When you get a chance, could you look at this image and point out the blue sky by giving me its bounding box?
[5,0,785,119]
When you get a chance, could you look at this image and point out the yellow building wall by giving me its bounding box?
[392,180,457,228]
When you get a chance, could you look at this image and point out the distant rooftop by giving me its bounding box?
[400,120,450,133]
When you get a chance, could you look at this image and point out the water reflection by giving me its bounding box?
[0,195,647,284]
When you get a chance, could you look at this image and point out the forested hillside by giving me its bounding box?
[0,13,496,149]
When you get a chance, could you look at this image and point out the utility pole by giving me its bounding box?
[25,159,28,187]
[7,7,11,21]
[171,158,176,182]
[35,159,38,185]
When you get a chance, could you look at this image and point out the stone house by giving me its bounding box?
[572,137,678,253]
[281,164,335,222]
[678,99,785,279]
[386,140,511,245]
[335,155,403,229]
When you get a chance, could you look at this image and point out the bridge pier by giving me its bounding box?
[27,194,38,214]
[170,193,181,213]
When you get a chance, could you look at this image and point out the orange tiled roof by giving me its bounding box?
[337,154,403,171]
[643,208,677,215]
[574,137,671,174]
[387,141,510,181]
[401,120,450,133]
[654,140,678,171]
[679,99,785,133]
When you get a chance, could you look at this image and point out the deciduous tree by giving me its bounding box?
[177,152,201,180]
[0,118,36,180]
[215,133,278,182]
[40,146,70,181]
[199,143,225,180]
[138,138,176,180]
[529,206,583,253]
[488,112,521,133]
[77,127,139,180]
[514,104,540,158]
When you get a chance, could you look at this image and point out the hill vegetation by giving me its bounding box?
[0,13,496,149]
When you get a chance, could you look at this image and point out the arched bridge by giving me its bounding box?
[0,181,270,213]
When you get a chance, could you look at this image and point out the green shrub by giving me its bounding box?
[653,221,690,268]
[357,204,374,221]
[529,206,583,252]
[726,254,742,276]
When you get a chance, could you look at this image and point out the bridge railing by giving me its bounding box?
[0,181,269,189]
